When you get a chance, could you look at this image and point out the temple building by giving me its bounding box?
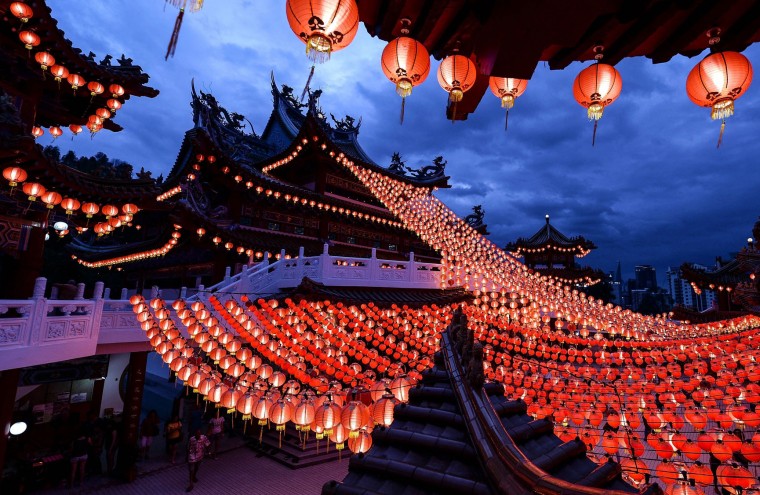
[505,215,604,288]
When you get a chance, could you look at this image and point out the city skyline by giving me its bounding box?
[44,0,760,283]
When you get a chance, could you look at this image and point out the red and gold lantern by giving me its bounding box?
[285,0,359,63]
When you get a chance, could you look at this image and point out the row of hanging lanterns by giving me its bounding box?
[283,0,753,145]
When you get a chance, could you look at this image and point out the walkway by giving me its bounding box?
[36,437,349,495]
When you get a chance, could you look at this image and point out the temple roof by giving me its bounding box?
[358,0,760,120]
[0,0,158,132]
[506,215,596,257]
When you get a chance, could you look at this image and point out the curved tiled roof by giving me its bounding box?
[506,215,596,255]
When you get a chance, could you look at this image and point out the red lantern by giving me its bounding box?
[82,202,100,218]
[88,81,104,97]
[48,126,62,139]
[3,167,27,187]
[686,50,753,147]
[67,73,85,91]
[50,65,69,83]
[101,204,119,218]
[69,124,83,136]
[31,126,43,138]
[285,0,359,63]
[122,203,139,215]
[95,108,111,120]
[381,33,430,124]
[109,84,125,98]
[10,2,33,22]
[22,182,45,201]
[489,76,528,130]
[437,54,477,103]
[18,30,39,50]
[34,52,55,74]
[61,198,80,215]
[572,62,622,145]
[106,98,122,113]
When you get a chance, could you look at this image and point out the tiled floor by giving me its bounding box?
[35,436,349,495]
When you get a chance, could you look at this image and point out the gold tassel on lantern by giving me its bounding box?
[711,99,734,121]
[306,34,332,63]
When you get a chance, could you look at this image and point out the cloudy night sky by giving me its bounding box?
[45,0,760,286]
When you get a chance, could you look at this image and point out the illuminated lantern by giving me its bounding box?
[67,73,85,91]
[10,2,33,22]
[340,401,370,438]
[285,0,359,63]
[572,62,622,145]
[269,399,293,432]
[41,191,62,209]
[122,203,139,215]
[48,126,62,139]
[22,182,45,201]
[293,400,316,431]
[164,0,204,59]
[716,462,754,492]
[380,27,430,124]
[106,98,122,113]
[390,375,411,402]
[101,204,119,218]
[87,121,102,135]
[347,429,372,454]
[489,76,528,130]
[686,50,753,147]
[31,126,43,138]
[19,30,40,50]
[437,53,477,104]
[87,81,104,97]
[95,108,111,120]
[109,84,125,98]
[35,52,55,77]
[61,197,80,215]
[82,202,100,218]
[50,65,69,83]
[3,166,27,187]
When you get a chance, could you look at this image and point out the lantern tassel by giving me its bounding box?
[165,8,185,60]
[717,119,725,149]
[592,120,598,147]
[400,97,406,125]
[505,109,509,132]
[300,65,315,102]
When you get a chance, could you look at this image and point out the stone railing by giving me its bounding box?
[0,278,147,371]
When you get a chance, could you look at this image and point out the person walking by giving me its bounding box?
[69,428,90,488]
[165,414,183,464]
[207,413,224,459]
[139,410,160,460]
[186,429,210,492]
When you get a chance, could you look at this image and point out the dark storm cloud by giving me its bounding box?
[45,0,760,285]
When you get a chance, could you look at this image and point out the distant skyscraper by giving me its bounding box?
[635,265,658,290]
[667,265,716,311]
[611,261,623,306]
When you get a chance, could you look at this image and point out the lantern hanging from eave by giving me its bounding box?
[3,166,27,188]
[489,76,528,131]
[437,51,477,120]
[48,126,62,140]
[34,52,55,78]
[381,22,430,125]
[686,50,753,148]
[286,0,359,63]
[31,126,43,138]
[69,124,83,137]
[22,182,45,202]
[18,30,39,51]
[164,0,204,60]
[572,62,622,145]
[50,65,69,87]
[106,98,122,114]
[61,197,80,215]
[88,81,104,99]
[41,191,62,209]
[67,73,85,93]
[10,2,33,23]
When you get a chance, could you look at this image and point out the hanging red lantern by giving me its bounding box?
[101,204,119,218]
[82,202,100,218]
[122,203,139,215]
[50,65,69,83]
[31,126,43,138]
[106,98,122,113]
[67,73,85,92]
[572,61,622,145]
[109,84,125,98]
[380,24,430,124]
[10,2,33,22]
[88,81,104,97]
[18,30,40,50]
[95,108,111,120]
[686,50,753,147]
[61,198,80,215]
[69,124,83,136]
[34,52,55,76]
[489,76,528,130]
[285,0,359,63]
[40,191,62,209]
[437,53,477,104]
[48,126,62,139]
[3,167,27,188]
[22,182,45,201]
